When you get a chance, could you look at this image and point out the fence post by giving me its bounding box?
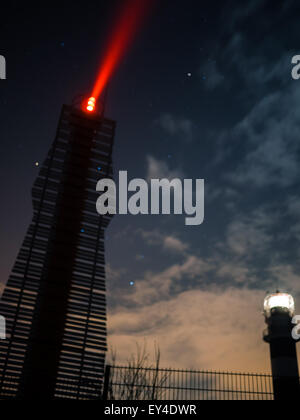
[102,365,111,400]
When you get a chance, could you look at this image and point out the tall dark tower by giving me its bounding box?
[0,100,115,399]
[263,292,300,400]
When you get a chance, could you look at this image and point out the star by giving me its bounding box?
[60,42,65,47]
[130,281,135,286]
[35,162,39,167]
[187,72,192,77]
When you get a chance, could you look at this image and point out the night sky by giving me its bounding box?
[1,0,300,373]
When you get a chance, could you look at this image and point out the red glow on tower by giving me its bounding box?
[86,97,96,112]
[90,0,153,102]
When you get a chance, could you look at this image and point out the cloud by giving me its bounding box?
[286,196,300,244]
[216,83,300,188]
[146,155,184,181]
[112,203,298,307]
[200,0,295,99]
[106,263,127,282]
[115,254,211,307]
[225,210,274,258]
[287,196,300,217]
[139,229,189,254]
[216,264,250,285]
[220,32,291,89]
[108,286,270,372]
[267,264,300,296]
[163,236,188,253]
[105,2,300,374]
[157,113,195,142]
[107,199,300,372]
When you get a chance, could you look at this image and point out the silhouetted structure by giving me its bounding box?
[0,102,115,399]
[103,365,275,400]
[263,292,300,400]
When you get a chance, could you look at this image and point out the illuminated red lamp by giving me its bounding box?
[86,97,96,112]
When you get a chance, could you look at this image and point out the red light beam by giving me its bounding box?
[91,0,154,102]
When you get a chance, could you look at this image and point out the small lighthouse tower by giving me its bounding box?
[263,292,300,400]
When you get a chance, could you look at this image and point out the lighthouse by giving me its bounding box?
[263,292,300,400]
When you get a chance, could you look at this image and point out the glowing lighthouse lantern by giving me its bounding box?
[86,97,96,112]
[263,292,295,317]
